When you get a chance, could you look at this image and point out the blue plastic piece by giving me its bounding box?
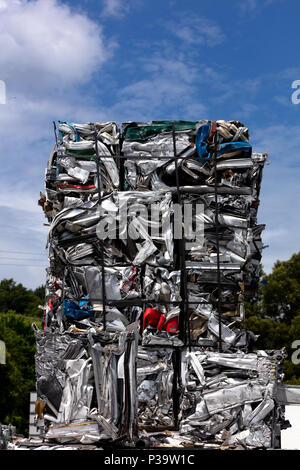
[196,122,252,163]
[58,121,79,142]
[217,141,252,159]
[62,300,94,321]
[195,122,211,164]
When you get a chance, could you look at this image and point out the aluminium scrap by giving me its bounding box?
[36,121,140,445]
[32,321,138,444]
[178,348,286,449]
[137,347,176,429]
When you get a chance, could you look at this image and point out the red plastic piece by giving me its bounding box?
[142,308,162,331]
[164,316,179,334]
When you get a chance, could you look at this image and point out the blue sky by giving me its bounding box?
[0,0,299,288]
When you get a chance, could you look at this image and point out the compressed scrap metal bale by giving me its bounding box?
[36,121,141,444]
[121,119,268,349]
[122,120,198,191]
[50,121,120,197]
[179,349,286,449]
[36,118,274,446]
[33,323,138,444]
[137,347,176,429]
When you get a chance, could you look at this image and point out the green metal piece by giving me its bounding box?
[123,120,197,141]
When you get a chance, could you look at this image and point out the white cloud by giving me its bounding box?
[252,124,300,164]
[0,0,116,172]
[101,0,129,18]
[112,52,208,120]
[0,0,114,89]
[0,188,41,214]
[167,16,225,46]
[239,0,283,12]
[240,0,258,11]
[0,0,21,9]
[116,77,206,120]
[0,92,110,144]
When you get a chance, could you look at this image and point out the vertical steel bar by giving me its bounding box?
[52,120,58,146]
[171,122,191,350]
[213,129,222,352]
[94,128,107,330]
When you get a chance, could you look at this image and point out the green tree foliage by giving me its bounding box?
[0,279,44,317]
[246,315,291,350]
[246,252,300,383]
[34,285,45,300]
[0,312,39,435]
[0,278,44,434]
[262,253,300,323]
[281,361,300,385]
